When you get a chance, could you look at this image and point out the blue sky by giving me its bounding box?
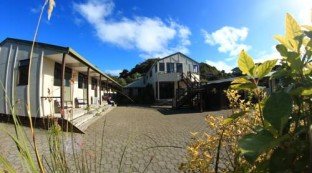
[0,0,311,75]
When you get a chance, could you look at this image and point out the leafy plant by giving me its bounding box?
[181,13,312,172]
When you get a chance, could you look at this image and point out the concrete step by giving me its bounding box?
[70,105,114,132]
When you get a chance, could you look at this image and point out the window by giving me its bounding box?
[159,63,165,71]
[91,78,97,90]
[18,59,30,85]
[54,62,72,86]
[193,65,199,73]
[154,64,158,73]
[54,63,62,86]
[176,63,183,73]
[101,81,106,90]
[78,73,87,89]
[166,63,174,73]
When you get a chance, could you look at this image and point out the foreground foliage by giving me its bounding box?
[181,13,312,172]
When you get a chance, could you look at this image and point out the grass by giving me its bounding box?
[0,1,183,172]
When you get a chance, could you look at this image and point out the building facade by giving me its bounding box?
[125,52,200,101]
[0,38,121,120]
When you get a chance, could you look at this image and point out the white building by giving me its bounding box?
[125,52,200,101]
[0,38,121,121]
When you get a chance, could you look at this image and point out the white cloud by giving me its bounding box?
[205,60,234,73]
[105,69,122,76]
[286,0,312,25]
[256,0,312,25]
[254,46,282,63]
[202,26,251,57]
[74,0,191,58]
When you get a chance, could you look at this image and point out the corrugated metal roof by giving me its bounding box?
[124,77,145,88]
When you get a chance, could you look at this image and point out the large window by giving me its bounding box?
[176,63,183,73]
[159,63,165,71]
[91,78,97,90]
[166,63,174,73]
[78,73,87,89]
[54,62,72,86]
[18,59,30,85]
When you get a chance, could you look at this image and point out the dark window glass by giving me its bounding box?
[176,63,183,73]
[78,73,87,89]
[18,59,30,85]
[54,63,62,86]
[65,68,72,86]
[166,63,174,73]
[159,63,164,71]
[91,78,97,90]
[54,62,72,86]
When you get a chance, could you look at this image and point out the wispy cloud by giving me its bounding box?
[74,0,191,58]
[202,26,250,57]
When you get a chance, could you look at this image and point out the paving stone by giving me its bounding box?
[0,106,230,172]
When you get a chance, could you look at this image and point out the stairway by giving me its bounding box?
[175,73,204,110]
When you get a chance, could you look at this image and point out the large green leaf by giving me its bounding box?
[276,44,288,57]
[274,35,294,51]
[255,59,277,79]
[230,77,257,90]
[286,52,302,72]
[263,92,292,133]
[238,50,255,76]
[238,129,274,163]
[285,13,301,40]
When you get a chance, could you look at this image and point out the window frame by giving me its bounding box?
[78,73,87,89]
[91,77,97,90]
[17,59,30,86]
[159,63,165,72]
[176,63,183,73]
[166,63,174,73]
[54,62,72,87]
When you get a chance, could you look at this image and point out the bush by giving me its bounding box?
[180,13,312,172]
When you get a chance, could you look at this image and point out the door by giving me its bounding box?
[159,82,174,99]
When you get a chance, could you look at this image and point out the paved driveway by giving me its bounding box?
[0,106,229,172]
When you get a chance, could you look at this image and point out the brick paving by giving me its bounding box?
[0,106,230,172]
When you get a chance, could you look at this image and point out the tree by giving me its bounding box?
[200,62,225,81]
[231,67,242,77]
[119,69,129,78]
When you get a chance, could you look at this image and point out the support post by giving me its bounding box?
[87,67,90,107]
[99,75,102,105]
[60,53,66,118]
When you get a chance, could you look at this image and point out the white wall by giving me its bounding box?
[144,53,200,100]
[0,42,42,117]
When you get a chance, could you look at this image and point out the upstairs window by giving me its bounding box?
[54,62,72,86]
[78,73,87,89]
[166,63,174,73]
[159,63,165,71]
[18,59,30,85]
[193,65,199,73]
[176,63,183,73]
